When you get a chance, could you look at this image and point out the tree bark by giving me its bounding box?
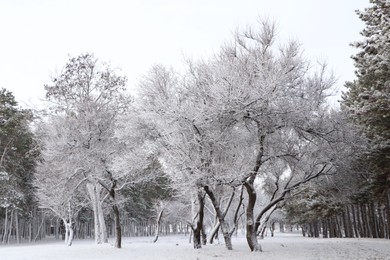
[351,204,359,238]
[15,210,20,243]
[232,186,244,234]
[360,204,369,237]
[322,219,328,238]
[369,202,379,238]
[87,183,108,244]
[6,209,14,244]
[97,201,108,243]
[63,218,74,246]
[192,190,205,249]
[153,207,164,243]
[204,185,233,250]
[385,192,390,239]
[28,221,32,243]
[243,130,265,252]
[34,214,44,242]
[98,175,122,248]
[244,181,262,252]
[2,207,8,244]
[258,206,277,238]
[113,204,121,248]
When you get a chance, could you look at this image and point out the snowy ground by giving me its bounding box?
[1,232,390,260]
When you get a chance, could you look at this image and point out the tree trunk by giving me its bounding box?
[209,222,220,244]
[192,190,205,249]
[342,209,350,238]
[322,219,328,238]
[345,205,355,238]
[385,192,390,239]
[6,209,14,244]
[34,214,45,242]
[98,176,122,248]
[201,227,207,245]
[244,182,262,252]
[377,205,385,238]
[258,206,277,238]
[28,221,32,243]
[193,227,202,249]
[204,185,233,250]
[87,183,107,244]
[68,224,74,246]
[97,201,108,243]
[113,204,121,248]
[63,219,69,245]
[369,202,379,238]
[153,208,164,243]
[63,219,74,246]
[360,204,369,237]
[367,202,377,238]
[2,207,8,244]
[232,186,244,234]
[15,210,20,243]
[243,130,264,252]
[351,204,359,238]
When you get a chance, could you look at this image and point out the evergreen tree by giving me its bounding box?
[342,0,390,198]
[0,88,37,228]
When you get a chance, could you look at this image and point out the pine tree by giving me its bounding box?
[0,89,37,231]
[342,0,390,198]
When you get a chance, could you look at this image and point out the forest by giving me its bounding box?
[0,0,389,254]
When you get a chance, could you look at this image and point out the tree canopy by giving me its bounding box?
[342,0,390,199]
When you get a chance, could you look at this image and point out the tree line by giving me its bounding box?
[0,0,389,252]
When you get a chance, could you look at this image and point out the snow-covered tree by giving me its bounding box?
[34,114,89,246]
[37,53,131,247]
[138,20,340,252]
[0,89,37,244]
[342,0,390,199]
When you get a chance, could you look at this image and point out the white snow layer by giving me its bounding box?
[1,232,390,260]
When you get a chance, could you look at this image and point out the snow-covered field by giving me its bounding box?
[2,232,390,260]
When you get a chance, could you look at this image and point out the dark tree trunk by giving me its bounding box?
[193,229,202,249]
[113,205,121,248]
[301,225,306,237]
[280,222,285,233]
[244,182,262,252]
[351,204,359,238]
[361,204,369,237]
[322,219,328,238]
[385,192,390,239]
[328,217,335,238]
[313,220,319,238]
[369,202,379,238]
[192,190,205,249]
[348,205,356,238]
[241,129,265,252]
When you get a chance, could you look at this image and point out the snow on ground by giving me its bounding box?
[1,232,390,260]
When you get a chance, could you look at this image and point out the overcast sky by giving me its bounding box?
[0,0,368,109]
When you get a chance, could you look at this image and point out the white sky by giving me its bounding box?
[0,0,368,109]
